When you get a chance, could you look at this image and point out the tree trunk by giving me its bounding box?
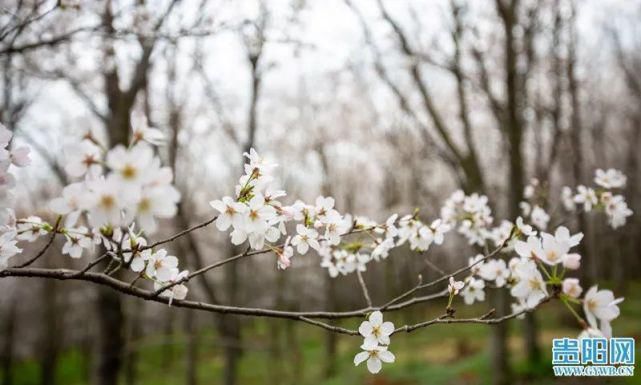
[184,310,198,385]
[124,300,142,385]
[40,275,61,385]
[94,284,124,385]
[1,298,17,385]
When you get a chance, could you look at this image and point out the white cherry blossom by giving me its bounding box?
[145,249,179,281]
[594,168,626,189]
[131,114,165,145]
[510,264,548,308]
[358,311,394,347]
[133,185,180,234]
[461,277,485,305]
[604,195,632,229]
[64,140,102,178]
[574,185,598,212]
[209,196,248,231]
[562,253,581,270]
[583,286,623,338]
[276,237,293,270]
[61,227,93,259]
[154,269,189,305]
[478,259,509,287]
[354,343,395,374]
[0,231,21,268]
[530,206,550,230]
[561,186,576,211]
[291,224,320,254]
[16,216,48,242]
[106,143,154,187]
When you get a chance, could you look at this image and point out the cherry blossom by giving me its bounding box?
[574,185,598,212]
[378,214,399,239]
[291,224,320,254]
[0,231,21,268]
[276,237,294,270]
[479,259,509,287]
[539,232,570,266]
[7,146,31,167]
[530,206,550,230]
[85,177,128,227]
[63,140,102,178]
[106,143,154,187]
[553,226,583,248]
[594,168,626,189]
[131,114,165,146]
[49,182,88,227]
[359,311,395,346]
[604,194,632,229]
[562,278,582,299]
[16,216,48,242]
[510,263,548,308]
[354,343,395,374]
[145,249,179,281]
[448,276,465,295]
[516,216,535,237]
[578,327,605,339]
[461,277,485,305]
[133,184,180,233]
[209,196,248,231]
[61,227,93,259]
[561,186,576,211]
[562,253,581,270]
[583,286,623,338]
[154,269,189,305]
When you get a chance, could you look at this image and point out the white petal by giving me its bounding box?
[366,357,382,374]
[358,321,373,337]
[378,350,395,363]
[354,351,369,366]
[369,311,383,326]
[380,321,394,336]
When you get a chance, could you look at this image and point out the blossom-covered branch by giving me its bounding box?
[0,119,631,375]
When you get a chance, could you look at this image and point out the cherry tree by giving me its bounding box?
[0,118,631,375]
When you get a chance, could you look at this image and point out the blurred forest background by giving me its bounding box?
[1,0,640,384]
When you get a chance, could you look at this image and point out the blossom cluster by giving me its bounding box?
[453,223,623,339]
[440,191,493,245]
[0,130,632,376]
[318,213,450,277]
[6,119,189,302]
[354,311,395,374]
[209,148,354,270]
[0,124,31,268]
[562,168,633,229]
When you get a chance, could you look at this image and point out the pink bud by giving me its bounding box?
[10,146,31,167]
[562,278,582,298]
[562,253,581,270]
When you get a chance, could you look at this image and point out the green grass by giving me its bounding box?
[9,284,641,385]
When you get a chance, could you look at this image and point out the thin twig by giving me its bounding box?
[392,296,552,335]
[137,215,218,251]
[356,270,373,308]
[380,240,508,311]
[71,252,111,277]
[298,317,359,336]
